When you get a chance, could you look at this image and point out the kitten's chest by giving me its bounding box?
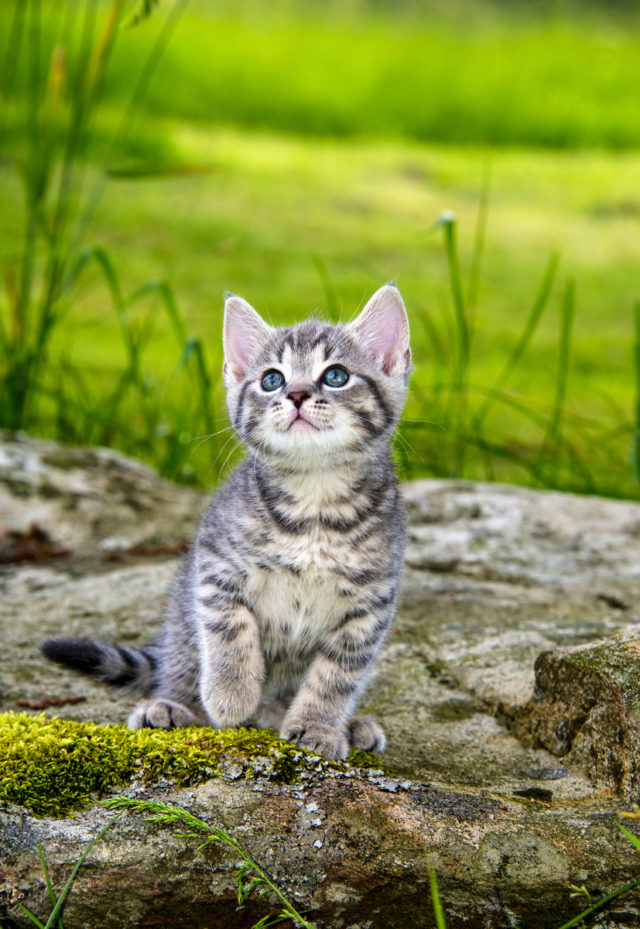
[245,531,346,651]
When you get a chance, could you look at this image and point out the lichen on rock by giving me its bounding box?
[0,712,378,817]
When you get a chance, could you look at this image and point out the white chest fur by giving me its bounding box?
[246,531,346,655]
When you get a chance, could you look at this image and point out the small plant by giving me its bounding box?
[17,813,123,929]
[103,796,317,929]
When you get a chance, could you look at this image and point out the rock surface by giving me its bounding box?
[506,626,640,796]
[2,431,640,927]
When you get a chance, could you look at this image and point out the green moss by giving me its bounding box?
[0,713,383,818]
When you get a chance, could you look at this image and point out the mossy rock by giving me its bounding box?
[0,712,380,817]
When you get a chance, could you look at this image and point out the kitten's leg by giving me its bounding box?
[280,608,391,760]
[197,600,264,726]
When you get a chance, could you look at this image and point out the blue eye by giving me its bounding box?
[322,366,349,388]
[261,369,285,392]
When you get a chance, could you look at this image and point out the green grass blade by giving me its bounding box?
[474,250,559,429]
[428,859,447,929]
[17,903,46,929]
[0,0,26,145]
[466,161,491,312]
[123,0,161,29]
[107,0,189,164]
[546,276,576,449]
[127,278,187,346]
[556,874,640,929]
[436,210,470,475]
[439,211,469,367]
[68,245,143,384]
[41,813,123,929]
[180,336,212,415]
[631,301,640,485]
[38,842,64,929]
[617,822,640,852]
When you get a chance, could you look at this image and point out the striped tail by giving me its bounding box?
[41,638,156,692]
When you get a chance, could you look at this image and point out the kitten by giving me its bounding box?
[42,285,411,760]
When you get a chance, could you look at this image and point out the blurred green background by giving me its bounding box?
[2,0,640,495]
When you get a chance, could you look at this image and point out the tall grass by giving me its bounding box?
[395,209,628,496]
[0,0,231,483]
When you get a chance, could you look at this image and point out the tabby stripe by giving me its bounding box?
[350,518,388,545]
[311,676,359,699]
[335,566,379,584]
[235,381,252,429]
[201,573,239,594]
[139,647,158,671]
[332,615,392,652]
[255,471,311,534]
[199,591,247,609]
[331,607,370,631]
[318,646,375,671]
[346,405,382,439]
[275,333,295,363]
[359,374,394,430]
[368,591,396,611]
[200,537,226,558]
[203,619,248,643]
[254,466,298,507]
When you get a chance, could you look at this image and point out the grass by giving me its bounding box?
[3,127,639,495]
[7,1,640,150]
[1,0,640,496]
[104,797,317,929]
[18,797,315,929]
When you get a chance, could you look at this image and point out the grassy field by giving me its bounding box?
[1,0,640,496]
[100,2,640,149]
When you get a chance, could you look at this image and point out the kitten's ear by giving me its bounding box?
[347,284,411,376]
[223,294,274,382]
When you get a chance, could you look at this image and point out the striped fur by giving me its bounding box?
[42,285,410,760]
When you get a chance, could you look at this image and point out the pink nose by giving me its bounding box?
[287,389,311,409]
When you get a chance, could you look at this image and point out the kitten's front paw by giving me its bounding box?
[280,721,349,761]
[201,676,261,727]
[128,699,198,730]
[348,715,386,752]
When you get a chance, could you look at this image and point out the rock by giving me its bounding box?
[2,432,640,927]
[505,626,640,796]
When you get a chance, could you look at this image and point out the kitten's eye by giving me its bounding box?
[261,369,285,392]
[322,365,349,388]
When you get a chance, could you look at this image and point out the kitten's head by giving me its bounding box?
[222,285,411,469]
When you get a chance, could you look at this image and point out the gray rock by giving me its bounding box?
[505,625,640,795]
[2,432,640,927]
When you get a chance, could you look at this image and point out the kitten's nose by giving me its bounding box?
[287,387,311,409]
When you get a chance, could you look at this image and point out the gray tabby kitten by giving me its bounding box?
[42,284,411,760]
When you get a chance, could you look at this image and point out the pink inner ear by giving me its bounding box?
[224,297,272,380]
[352,287,410,375]
[226,322,256,371]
